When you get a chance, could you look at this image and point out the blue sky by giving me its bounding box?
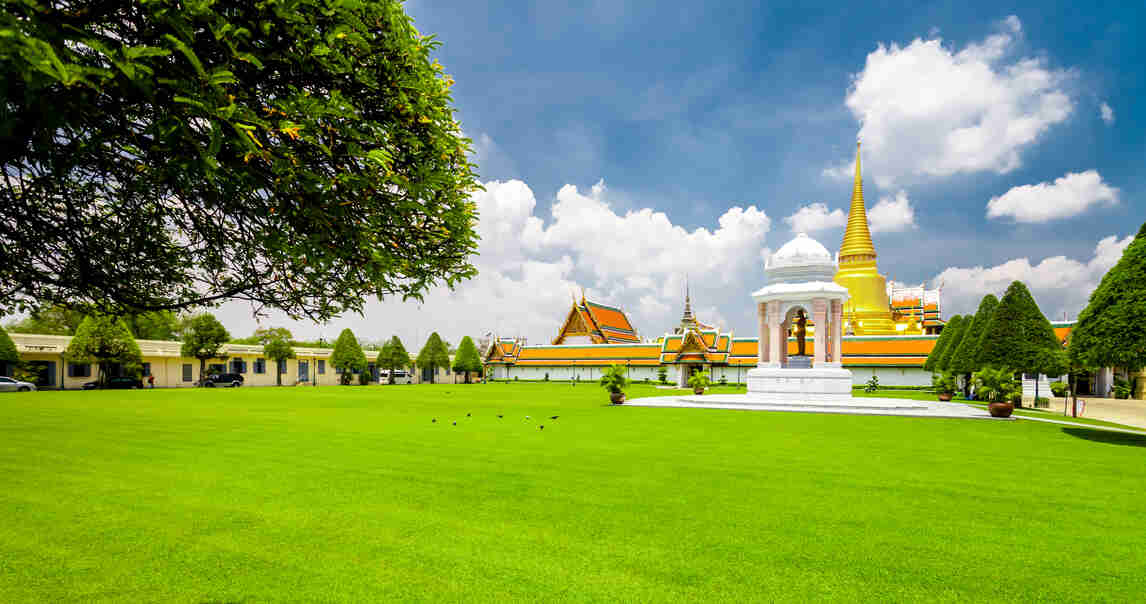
[220,1,1145,346]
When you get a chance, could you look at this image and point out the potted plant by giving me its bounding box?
[932,371,957,402]
[687,372,711,395]
[973,366,1018,418]
[599,364,629,404]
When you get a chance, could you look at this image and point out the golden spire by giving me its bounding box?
[839,140,876,261]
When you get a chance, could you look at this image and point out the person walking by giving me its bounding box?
[148,374,155,389]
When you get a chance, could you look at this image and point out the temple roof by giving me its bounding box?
[839,141,877,261]
[552,295,640,344]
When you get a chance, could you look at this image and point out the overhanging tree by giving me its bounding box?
[924,315,962,373]
[1070,221,1146,385]
[4,305,84,335]
[65,315,143,386]
[261,329,295,386]
[124,311,181,341]
[379,336,410,384]
[0,325,18,377]
[950,294,999,394]
[180,314,230,386]
[452,336,482,384]
[979,280,1067,406]
[331,328,366,385]
[416,332,450,383]
[0,0,480,320]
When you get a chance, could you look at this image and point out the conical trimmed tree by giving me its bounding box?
[331,328,366,385]
[924,315,962,373]
[416,332,450,383]
[379,336,410,384]
[979,280,1066,405]
[66,315,143,385]
[937,315,969,372]
[1070,221,1146,378]
[950,294,999,393]
[451,336,482,384]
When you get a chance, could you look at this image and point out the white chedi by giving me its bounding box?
[764,232,837,284]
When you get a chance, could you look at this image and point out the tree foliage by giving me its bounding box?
[0,0,480,319]
[0,325,18,373]
[937,316,968,372]
[260,328,295,386]
[1069,221,1146,371]
[4,305,84,335]
[979,281,1066,378]
[949,295,999,375]
[331,328,366,384]
[451,336,482,383]
[179,314,230,385]
[124,311,181,341]
[379,336,410,384]
[416,332,450,383]
[924,315,962,372]
[65,315,142,384]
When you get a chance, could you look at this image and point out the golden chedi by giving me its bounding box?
[834,141,897,335]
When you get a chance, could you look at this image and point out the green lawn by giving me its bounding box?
[3,384,1145,602]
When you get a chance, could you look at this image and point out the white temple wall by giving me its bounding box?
[848,366,932,388]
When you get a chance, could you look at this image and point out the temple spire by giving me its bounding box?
[682,277,694,322]
[839,140,877,261]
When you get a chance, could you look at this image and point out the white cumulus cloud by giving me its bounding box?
[930,233,1133,320]
[868,191,916,233]
[1100,102,1115,125]
[986,170,1119,223]
[784,203,848,233]
[829,16,1074,187]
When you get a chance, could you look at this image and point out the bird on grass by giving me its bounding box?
[525,415,531,420]
[497,414,503,419]
[432,418,437,423]
[466,413,471,417]
[549,416,559,420]
[452,421,457,426]
[539,425,545,430]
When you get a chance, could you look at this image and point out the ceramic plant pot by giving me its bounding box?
[693,387,705,395]
[988,402,1014,418]
[610,391,625,405]
[938,392,954,402]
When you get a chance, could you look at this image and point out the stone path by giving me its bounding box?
[626,394,1001,420]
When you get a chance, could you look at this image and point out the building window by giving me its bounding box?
[298,360,309,381]
[182,364,193,382]
[68,363,91,378]
[230,357,246,374]
[317,360,325,375]
[335,366,343,374]
[277,359,287,374]
[254,358,266,374]
[141,362,151,377]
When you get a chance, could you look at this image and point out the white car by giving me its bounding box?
[0,376,36,392]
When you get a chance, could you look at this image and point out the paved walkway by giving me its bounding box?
[627,394,1000,420]
[1037,396,1146,430]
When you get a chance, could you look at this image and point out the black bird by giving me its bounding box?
[466,413,471,417]
[549,416,559,420]
[539,425,545,430]
[452,421,457,426]
[497,414,503,419]
[432,418,437,423]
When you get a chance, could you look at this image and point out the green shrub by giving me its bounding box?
[718,375,727,386]
[543,373,549,381]
[973,366,1020,403]
[931,371,958,395]
[358,371,370,385]
[1049,381,1068,397]
[864,375,879,393]
[599,364,629,395]
[1113,377,1132,399]
[657,367,667,384]
[687,373,711,392]
[1035,396,1049,408]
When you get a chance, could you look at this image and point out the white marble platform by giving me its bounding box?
[626,394,1003,420]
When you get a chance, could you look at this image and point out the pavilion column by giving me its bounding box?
[830,299,843,365]
[812,299,827,366]
[757,302,769,365]
[768,301,784,366]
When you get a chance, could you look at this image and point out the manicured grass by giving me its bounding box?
[3,384,1146,601]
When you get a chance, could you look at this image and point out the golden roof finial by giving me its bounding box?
[839,139,877,260]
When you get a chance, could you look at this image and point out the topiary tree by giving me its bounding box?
[979,281,1067,406]
[950,295,999,394]
[1070,221,1146,385]
[331,328,366,385]
[180,314,231,386]
[379,336,410,384]
[0,0,479,320]
[416,332,450,384]
[261,330,295,387]
[924,314,962,373]
[0,325,19,377]
[936,315,968,372]
[66,315,143,386]
[451,336,482,384]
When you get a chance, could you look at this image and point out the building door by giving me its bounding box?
[422,366,434,383]
[24,361,56,387]
[298,360,309,383]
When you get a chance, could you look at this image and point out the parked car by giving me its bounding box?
[0,376,37,392]
[378,369,412,384]
[83,376,144,390]
[205,373,244,387]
